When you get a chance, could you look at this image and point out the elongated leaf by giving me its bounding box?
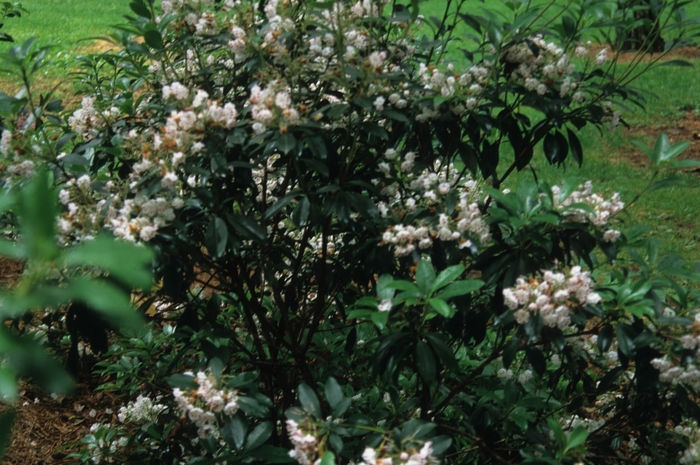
[376,274,396,301]
[230,214,266,243]
[415,340,436,383]
[435,280,484,300]
[298,384,322,418]
[415,260,436,296]
[566,426,588,451]
[144,30,163,49]
[205,217,228,258]
[263,192,300,220]
[63,235,154,290]
[292,197,310,227]
[59,277,142,331]
[246,421,273,450]
[567,128,583,166]
[19,169,57,261]
[424,333,458,372]
[324,377,344,409]
[428,298,454,318]
[616,323,636,358]
[222,415,247,450]
[277,133,297,155]
[431,265,465,293]
[651,133,670,165]
[248,445,295,463]
[319,451,336,465]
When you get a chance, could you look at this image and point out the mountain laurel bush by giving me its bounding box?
[1,0,700,463]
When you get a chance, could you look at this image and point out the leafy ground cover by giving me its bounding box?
[1,0,700,464]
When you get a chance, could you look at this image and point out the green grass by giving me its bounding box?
[1,0,127,51]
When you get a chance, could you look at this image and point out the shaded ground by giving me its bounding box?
[1,382,121,465]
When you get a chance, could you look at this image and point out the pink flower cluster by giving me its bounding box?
[551,181,624,242]
[503,267,601,330]
[68,97,119,140]
[286,419,319,465]
[651,356,700,391]
[380,162,490,257]
[503,36,583,102]
[358,441,438,465]
[172,371,239,438]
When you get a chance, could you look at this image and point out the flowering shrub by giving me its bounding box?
[1,0,700,464]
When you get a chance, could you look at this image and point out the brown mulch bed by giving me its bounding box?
[617,111,700,170]
[1,382,122,465]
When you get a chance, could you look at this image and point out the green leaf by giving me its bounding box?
[428,298,454,318]
[61,277,142,331]
[319,451,336,465]
[616,323,636,358]
[415,260,436,296]
[298,383,322,418]
[222,415,247,450]
[547,418,566,450]
[651,133,670,165]
[431,265,465,293]
[144,30,163,49]
[376,274,396,301]
[246,421,273,450]
[292,197,310,227]
[525,346,546,376]
[565,426,588,451]
[63,235,154,290]
[567,128,583,167]
[648,177,686,192]
[230,214,267,243]
[19,169,57,261]
[247,445,295,463]
[424,332,458,372]
[381,109,409,122]
[129,0,151,18]
[415,340,436,383]
[324,377,344,410]
[277,133,297,155]
[597,324,613,353]
[435,280,484,300]
[166,373,197,390]
[263,192,299,220]
[0,366,17,401]
[0,327,73,396]
[205,217,228,258]
[659,59,694,67]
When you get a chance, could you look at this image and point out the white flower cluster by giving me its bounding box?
[248,82,301,134]
[68,97,119,140]
[503,36,583,102]
[380,162,490,257]
[676,421,700,464]
[417,61,490,114]
[358,441,438,465]
[117,394,167,424]
[85,423,129,464]
[650,356,700,391]
[551,181,624,242]
[172,371,239,438]
[286,419,320,465]
[0,129,12,157]
[563,414,606,433]
[503,267,601,330]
